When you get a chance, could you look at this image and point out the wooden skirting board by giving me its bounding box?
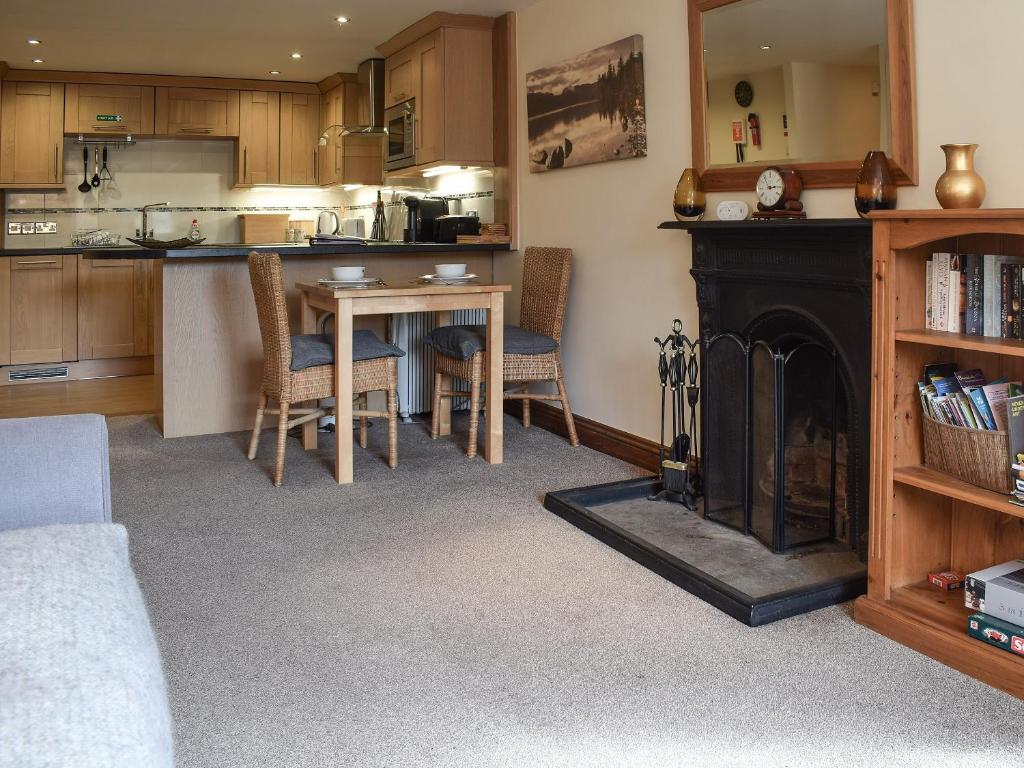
[504,399,662,474]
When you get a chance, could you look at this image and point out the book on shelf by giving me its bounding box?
[925,252,1024,338]
[964,253,984,335]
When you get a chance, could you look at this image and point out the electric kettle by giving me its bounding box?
[316,209,340,236]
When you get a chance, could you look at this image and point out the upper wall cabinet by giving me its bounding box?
[385,47,417,108]
[318,82,383,187]
[279,92,319,185]
[382,22,494,171]
[0,82,65,187]
[154,87,239,137]
[65,84,155,136]
[236,91,280,187]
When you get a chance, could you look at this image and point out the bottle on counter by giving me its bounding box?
[188,218,202,243]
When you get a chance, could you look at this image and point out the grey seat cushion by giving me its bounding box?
[0,414,111,532]
[0,523,173,768]
[423,324,559,361]
[291,330,405,371]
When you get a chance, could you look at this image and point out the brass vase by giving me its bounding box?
[673,168,706,221]
[854,150,896,218]
[935,143,986,209]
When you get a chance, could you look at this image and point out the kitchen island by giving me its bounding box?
[84,242,511,438]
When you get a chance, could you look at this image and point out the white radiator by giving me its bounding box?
[388,310,486,419]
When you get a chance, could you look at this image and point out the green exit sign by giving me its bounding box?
[95,114,123,122]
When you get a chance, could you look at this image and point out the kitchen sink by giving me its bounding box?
[127,237,206,249]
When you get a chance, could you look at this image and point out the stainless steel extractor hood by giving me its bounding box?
[318,58,385,144]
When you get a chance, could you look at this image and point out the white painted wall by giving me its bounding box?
[499,0,1024,445]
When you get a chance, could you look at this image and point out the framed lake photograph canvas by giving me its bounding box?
[527,35,647,174]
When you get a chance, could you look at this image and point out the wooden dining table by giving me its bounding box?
[296,280,511,484]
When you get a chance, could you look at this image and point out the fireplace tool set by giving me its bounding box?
[650,319,701,509]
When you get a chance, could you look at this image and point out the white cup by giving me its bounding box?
[435,263,467,278]
[332,266,365,280]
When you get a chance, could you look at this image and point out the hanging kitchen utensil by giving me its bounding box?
[100,146,112,182]
[78,149,92,193]
[90,148,101,187]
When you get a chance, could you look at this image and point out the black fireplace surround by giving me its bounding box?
[690,219,873,560]
[543,219,873,625]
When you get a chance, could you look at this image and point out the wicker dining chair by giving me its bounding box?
[246,251,402,486]
[426,246,578,458]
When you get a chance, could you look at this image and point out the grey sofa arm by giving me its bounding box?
[0,414,112,532]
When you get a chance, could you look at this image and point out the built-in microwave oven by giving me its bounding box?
[384,99,416,171]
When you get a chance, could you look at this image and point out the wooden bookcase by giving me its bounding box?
[855,210,1024,698]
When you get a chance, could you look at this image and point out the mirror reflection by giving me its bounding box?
[703,0,888,167]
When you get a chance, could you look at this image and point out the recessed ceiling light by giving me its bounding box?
[27,38,41,45]
[269,70,281,75]
[32,58,44,64]
[336,16,349,24]
[760,44,771,50]
[290,52,302,59]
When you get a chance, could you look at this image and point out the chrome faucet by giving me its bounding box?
[141,202,170,240]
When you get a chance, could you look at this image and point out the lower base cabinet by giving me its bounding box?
[0,255,154,369]
[78,257,154,359]
[1,255,77,366]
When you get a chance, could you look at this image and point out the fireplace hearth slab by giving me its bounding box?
[544,477,866,626]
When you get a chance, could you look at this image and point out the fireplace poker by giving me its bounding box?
[654,336,670,469]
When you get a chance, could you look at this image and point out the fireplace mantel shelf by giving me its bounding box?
[660,219,869,231]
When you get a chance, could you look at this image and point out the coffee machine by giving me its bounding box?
[403,196,449,242]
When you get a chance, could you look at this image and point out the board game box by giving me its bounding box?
[965,559,1024,627]
[967,612,1024,657]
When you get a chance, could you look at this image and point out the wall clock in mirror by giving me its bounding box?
[734,80,754,108]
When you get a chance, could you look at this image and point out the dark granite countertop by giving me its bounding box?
[0,241,511,258]
[78,241,512,260]
[0,246,93,257]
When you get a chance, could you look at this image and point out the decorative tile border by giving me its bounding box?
[7,205,341,215]
[345,191,494,213]
[7,192,493,216]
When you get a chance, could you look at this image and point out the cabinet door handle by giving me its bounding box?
[54,145,59,181]
[178,127,213,134]
[17,260,58,266]
[92,125,129,132]
[243,146,248,181]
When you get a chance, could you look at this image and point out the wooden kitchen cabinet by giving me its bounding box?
[384,46,417,108]
[5,255,77,365]
[382,24,494,171]
[318,83,383,187]
[64,84,155,136]
[279,92,319,185]
[236,91,280,186]
[77,257,154,359]
[155,87,239,137]
[0,82,65,187]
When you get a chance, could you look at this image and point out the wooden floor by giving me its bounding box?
[0,375,156,420]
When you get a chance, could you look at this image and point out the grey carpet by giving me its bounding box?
[107,415,1024,768]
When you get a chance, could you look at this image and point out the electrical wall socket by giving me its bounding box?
[36,221,57,234]
[7,222,22,235]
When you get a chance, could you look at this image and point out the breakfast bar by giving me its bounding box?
[83,242,511,440]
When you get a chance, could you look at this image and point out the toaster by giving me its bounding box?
[435,215,481,243]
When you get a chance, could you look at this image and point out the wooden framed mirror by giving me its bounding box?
[688,0,916,190]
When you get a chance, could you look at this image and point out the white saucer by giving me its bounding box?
[419,273,478,285]
[318,277,384,288]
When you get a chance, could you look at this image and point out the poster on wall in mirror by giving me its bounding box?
[526,35,647,174]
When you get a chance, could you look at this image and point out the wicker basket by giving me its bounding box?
[921,413,1011,494]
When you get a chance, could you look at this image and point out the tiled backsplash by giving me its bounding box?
[4,139,348,248]
[3,138,496,248]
